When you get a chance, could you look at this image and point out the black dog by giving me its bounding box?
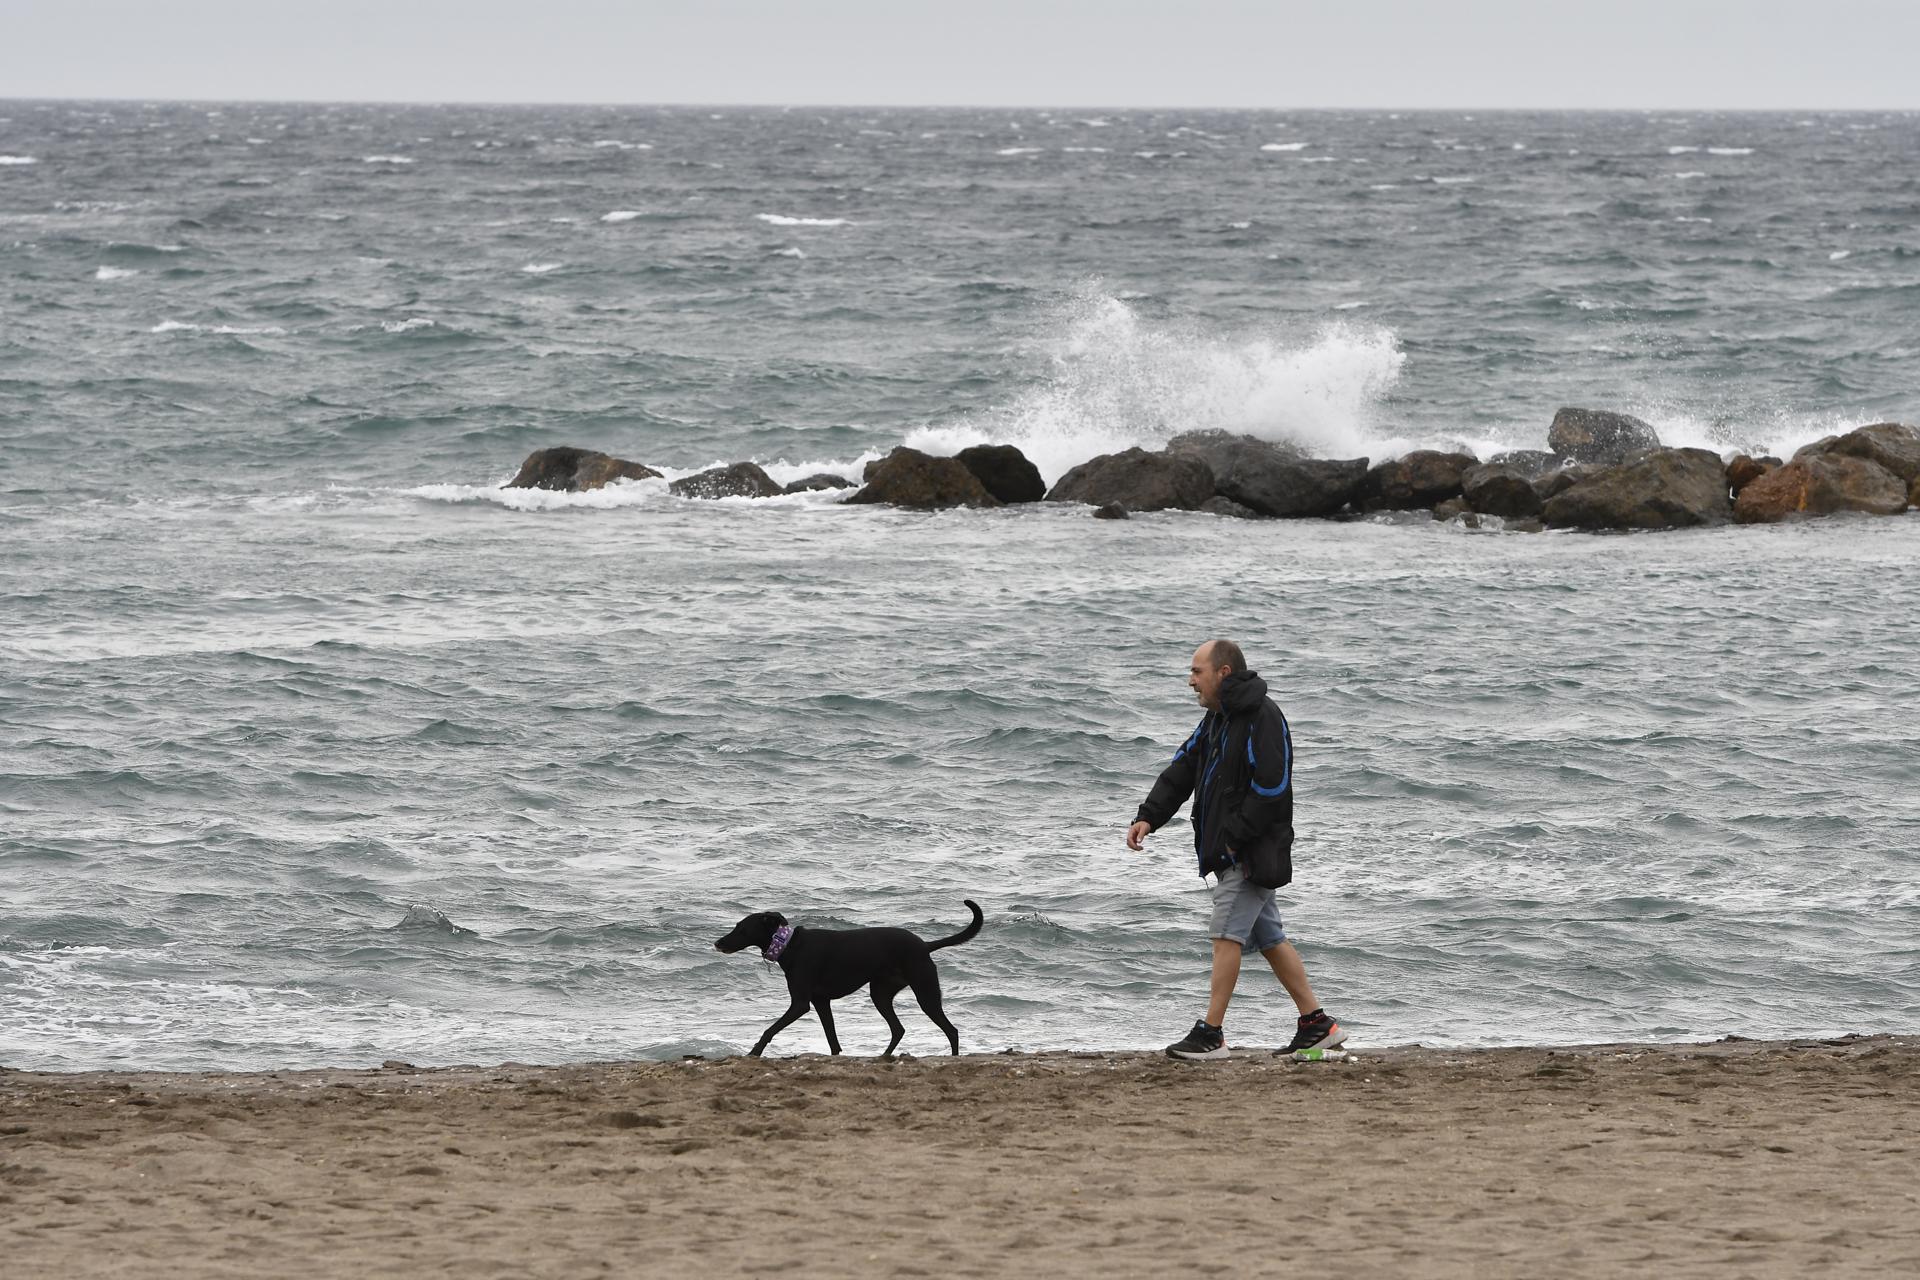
[715,899,983,1057]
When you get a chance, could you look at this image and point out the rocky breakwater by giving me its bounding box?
[1732,423,1920,524]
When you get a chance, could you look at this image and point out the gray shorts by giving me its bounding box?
[1208,866,1287,953]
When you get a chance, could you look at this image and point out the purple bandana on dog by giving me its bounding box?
[765,924,794,961]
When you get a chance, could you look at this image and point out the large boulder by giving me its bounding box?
[1165,428,1306,474]
[1490,449,1564,478]
[1046,447,1214,512]
[1209,449,1370,518]
[783,472,854,494]
[506,446,661,492]
[669,462,784,500]
[1726,455,1776,497]
[1533,464,1592,503]
[1362,450,1478,509]
[847,447,999,509]
[1542,447,1733,530]
[955,444,1045,504]
[1547,408,1662,465]
[1798,422,1920,483]
[1733,454,1908,523]
[1461,463,1542,519]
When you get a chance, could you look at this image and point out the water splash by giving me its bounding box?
[907,286,1406,483]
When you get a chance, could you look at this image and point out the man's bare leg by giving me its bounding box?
[1260,940,1320,1015]
[1204,938,1241,1028]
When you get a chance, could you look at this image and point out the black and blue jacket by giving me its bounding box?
[1135,670,1294,881]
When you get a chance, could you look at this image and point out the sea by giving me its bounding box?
[3,102,1918,1073]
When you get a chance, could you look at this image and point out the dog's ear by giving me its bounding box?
[767,912,788,928]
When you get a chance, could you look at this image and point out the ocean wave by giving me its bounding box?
[362,155,416,165]
[996,147,1043,156]
[1260,142,1309,152]
[380,318,435,333]
[906,283,1408,484]
[405,479,669,511]
[600,210,643,223]
[520,262,563,274]
[0,155,37,165]
[1667,145,1701,155]
[1708,147,1754,156]
[756,213,851,227]
[94,266,138,281]
[150,320,288,335]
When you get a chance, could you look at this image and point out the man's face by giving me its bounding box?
[1188,644,1230,711]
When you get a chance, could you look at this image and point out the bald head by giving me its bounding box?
[1188,639,1247,711]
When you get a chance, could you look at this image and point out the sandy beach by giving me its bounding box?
[4,1035,1917,1278]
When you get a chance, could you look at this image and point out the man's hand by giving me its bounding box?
[1126,820,1151,851]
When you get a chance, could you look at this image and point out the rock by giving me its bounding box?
[1046,447,1214,512]
[1166,428,1305,471]
[1911,475,1920,509]
[1533,465,1591,502]
[845,447,999,509]
[1092,502,1130,520]
[1726,455,1771,496]
[1732,453,1909,523]
[1199,495,1261,519]
[669,462,784,500]
[1799,422,1920,483]
[782,472,853,494]
[1362,450,1479,509]
[1214,453,1371,518]
[1542,447,1733,530]
[1490,449,1564,479]
[1462,463,1543,519]
[1432,498,1472,522]
[1547,407,1662,465]
[955,444,1045,504]
[506,446,661,492]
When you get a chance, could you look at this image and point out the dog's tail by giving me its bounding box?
[925,899,983,952]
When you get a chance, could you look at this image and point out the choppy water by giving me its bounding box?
[3,103,1919,1071]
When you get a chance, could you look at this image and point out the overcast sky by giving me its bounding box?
[2,0,1915,110]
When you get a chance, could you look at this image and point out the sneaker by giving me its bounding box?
[1166,1019,1230,1061]
[1284,1010,1347,1055]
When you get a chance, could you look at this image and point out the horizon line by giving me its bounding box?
[5,95,1918,115]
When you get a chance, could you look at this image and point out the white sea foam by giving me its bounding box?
[362,155,415,165]
[772,246,806,258]
[1227,220,1252,229]
[1672,171,1707,180]
[0,155,37,165]
[1675,216,1714,224]
[380,318,434,333]
[520,262,563,274]
[1829,250,1851,261]
[150,320,287,335]
[1708,147,1754,156]
[408,478,668,512]
[1667,146,1701,155]
[601,210,643,223]
[1299,157,1338,164]
[591,139,651,150]
[903,285,1407,484]
[1432,175,1474,184]
[1061,147,1108,154]
[755,214,850,227]
[996,147,1042,156]
[94,266,138,281]
[1261,142,1309,152]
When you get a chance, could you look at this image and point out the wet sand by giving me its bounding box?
[4,1035,1918,1278]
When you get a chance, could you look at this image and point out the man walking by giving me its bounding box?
[1126,639,1346,1061]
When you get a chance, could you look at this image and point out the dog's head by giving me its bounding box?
[714,911,789,956]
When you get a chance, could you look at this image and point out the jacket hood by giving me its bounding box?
[1218,670,1268,715]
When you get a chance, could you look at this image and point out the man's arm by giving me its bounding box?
[1129,721,1204,845]
[1221,705,1291,851]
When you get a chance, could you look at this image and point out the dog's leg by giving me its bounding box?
[749,997,811,1057]
[870,982,908,1057]
[811,997,842,1055]
[907,965,961,1055]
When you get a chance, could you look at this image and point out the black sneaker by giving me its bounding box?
[1284,1009,1347,1055]
[1165,1019,1230,1061]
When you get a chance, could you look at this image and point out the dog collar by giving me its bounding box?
[765,924,794,961]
